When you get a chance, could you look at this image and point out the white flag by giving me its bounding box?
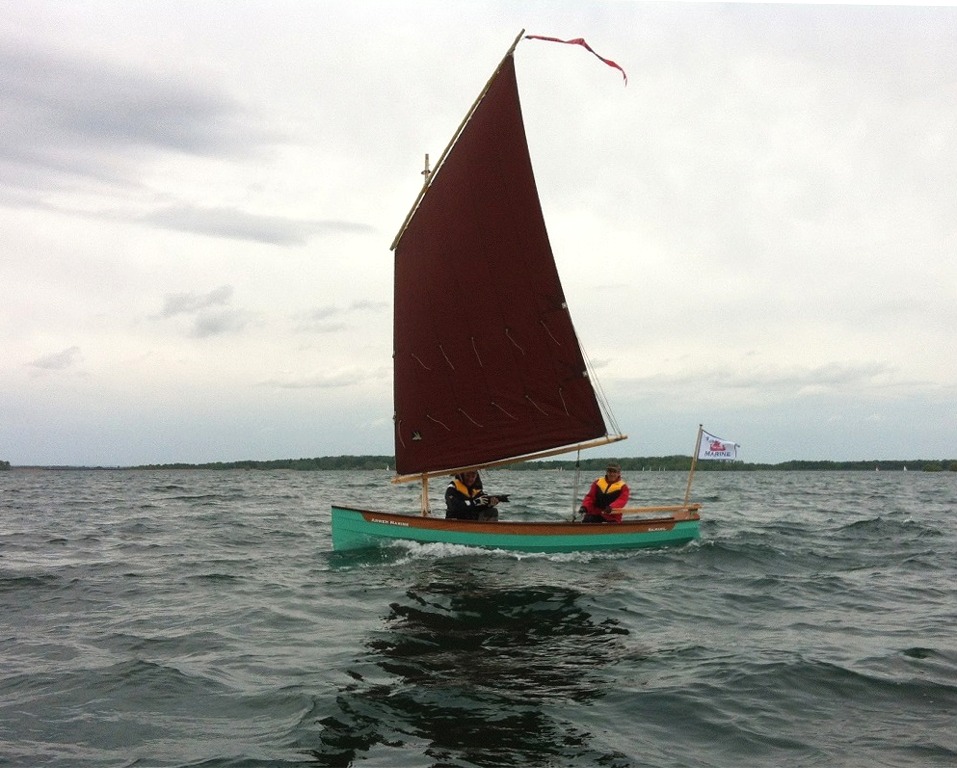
[698,430,739,461]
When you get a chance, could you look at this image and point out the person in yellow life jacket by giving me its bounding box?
[579,463,630,523]
[445,470,508,521]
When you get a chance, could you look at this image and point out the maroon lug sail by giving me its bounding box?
[392,54,606,476]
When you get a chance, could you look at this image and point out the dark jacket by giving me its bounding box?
[445,474,498,520]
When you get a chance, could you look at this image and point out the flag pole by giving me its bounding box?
[683,424,704,505]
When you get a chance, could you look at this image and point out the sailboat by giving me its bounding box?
[331,31,701,553]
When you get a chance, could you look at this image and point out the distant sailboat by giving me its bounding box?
[331,31,701,552]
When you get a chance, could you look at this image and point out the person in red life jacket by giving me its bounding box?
[579,463,630,523]
[445,470,508,521]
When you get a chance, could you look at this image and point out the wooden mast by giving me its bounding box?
[683,424,704,505]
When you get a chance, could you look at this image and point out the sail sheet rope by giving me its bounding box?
[580,340,623,439]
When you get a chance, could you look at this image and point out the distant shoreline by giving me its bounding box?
[4,456,956,472]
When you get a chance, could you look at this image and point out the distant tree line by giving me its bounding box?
[124,455,957,472]
[8,456,957,472]
[513,457,957,473]
[129,455,395,471]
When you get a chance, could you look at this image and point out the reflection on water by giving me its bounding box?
[311,563,635,766]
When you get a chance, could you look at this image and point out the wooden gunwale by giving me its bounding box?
[342,506,700,534]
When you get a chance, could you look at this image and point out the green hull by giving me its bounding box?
[331,506,699,553]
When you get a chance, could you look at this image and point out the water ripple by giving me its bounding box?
[1,469,955,767]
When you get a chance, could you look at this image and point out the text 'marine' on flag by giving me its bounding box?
[698,431,739,461]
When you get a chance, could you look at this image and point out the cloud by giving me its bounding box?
[28,346,81,371]
[0,40,282,238]
[157,286,251,337]
[0,45,269,175]
[307,307,341,322]
[161,286,233,318]
[294,300,388,333]
[709,361,900,395]
[261,368,379,389]
[293,306,345,334]
[144,205,374,246]
[617,360,907,405]
[348,299,389,312]
[0,44,376,247]
[4,3,956,466]
[190,309,253,338]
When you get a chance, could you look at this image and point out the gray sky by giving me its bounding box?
[2,1,955,466]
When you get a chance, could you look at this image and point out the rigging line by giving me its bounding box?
[439,345,455,369]
[426,414,451,431]
[580,341,622,436]
[557,285,621,435]
[458,409,483,427]
[539,319,561,346]
[505,328,525,355]
[558,387,569,416]
[395,419,406,449]
[490,401,518,420]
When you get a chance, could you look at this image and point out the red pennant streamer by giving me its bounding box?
[525,34,628,85]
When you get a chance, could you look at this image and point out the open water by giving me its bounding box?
[1,468,955,768]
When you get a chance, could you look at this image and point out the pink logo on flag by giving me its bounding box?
[698,429,739,461]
